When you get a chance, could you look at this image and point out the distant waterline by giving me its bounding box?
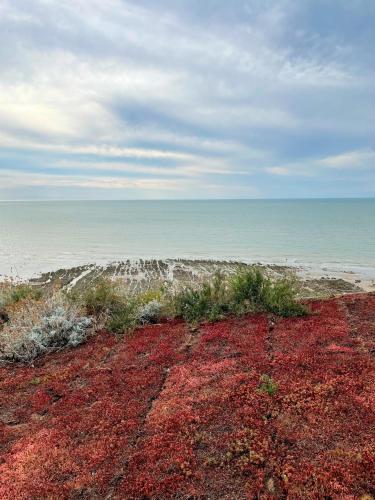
[0,199,374,279]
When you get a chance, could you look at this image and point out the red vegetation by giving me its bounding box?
[0,294,374,498]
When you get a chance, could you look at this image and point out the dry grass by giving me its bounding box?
[0,294,92,363]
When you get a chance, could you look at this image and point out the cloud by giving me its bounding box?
[261,148,375,191]
[0,0,374,198]
[0,168,181,190]
[31,176,181,191]
[52,159,247,177]
[0,168,260,200]
[0,132,195,161]
[319,149,375,169]
[265,167,291,176]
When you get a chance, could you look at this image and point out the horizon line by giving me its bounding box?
[0,196,375,202]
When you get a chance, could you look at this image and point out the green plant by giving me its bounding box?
[229,268,307,318]
[82,279,166,333]
[10,285,42,304]
[137,287,165,305]
[173,273,229,323]
[0,283,42,310]
[107,301,138,334]
[83,279,122,316]
[230,267,270,313]
[264,279,308,317]
[258,374,278,396]
[171,269,307,324]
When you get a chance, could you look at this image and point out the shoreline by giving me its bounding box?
[296,264,375,293]
[2,258,374,297]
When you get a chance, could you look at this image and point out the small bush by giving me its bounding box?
[107,298,163,334]
[258,374,278,396]
[173,273,230,323]
[107,301,138,334]
[230,268,307,318]
[137,288,165,305]
[83,278,122,316]
[230,268,270,313]
[9,285,42,304]
[264,279,308,317]
[82,279,163,333]
[0,297,92,363]
[137,299,162,325]
[0,283,42,312]
[171,268,306,324]
[29,306,92,349]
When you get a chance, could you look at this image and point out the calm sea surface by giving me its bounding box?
[0,199,374,278]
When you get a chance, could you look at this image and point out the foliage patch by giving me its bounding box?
[0,294,374,497]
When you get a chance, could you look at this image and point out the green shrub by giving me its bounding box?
[10,285,42,304]
[171,269,306,324]
[83,279,122,316]
[107,301,138,334]
[229,268,307,318]
[0,283,42,310]
[136,287,165,305]
[82,280,166,333]
[173,273,230,323]
[258,374,278,396]
[230,268,270,313]
[264,279,308,317]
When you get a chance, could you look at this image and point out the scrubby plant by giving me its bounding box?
[9,284,42,304]
[107,298,164,334]
[173,273,230,323]
[29,306,92,349]
[137,287,165,305]
[264,278,308,317]
[107,301,138,334]
[0,297,92,363]
[0,282,42,314]
[258,374,278,396]
[230,267,270,313]
[80,279,164,333]
[230,268,307,318]
[82,278,122,316]
[172,268,306,324]
[136,299,162,325]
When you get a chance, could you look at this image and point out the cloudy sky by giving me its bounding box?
[0,0,374,200]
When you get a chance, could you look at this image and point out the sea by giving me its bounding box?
[0,199,374,280]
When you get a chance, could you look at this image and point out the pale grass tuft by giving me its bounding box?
[0,294,92,363]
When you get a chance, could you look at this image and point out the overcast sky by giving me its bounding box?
[0,0,374,199]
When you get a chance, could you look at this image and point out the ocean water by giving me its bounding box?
[0,199,374,278]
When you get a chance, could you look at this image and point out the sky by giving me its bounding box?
[0,0,374,200]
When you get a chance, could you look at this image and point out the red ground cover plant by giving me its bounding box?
[0,294,374,498]
[0,321,187,498]
[118,315,272,498]
[270,298,375,497]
